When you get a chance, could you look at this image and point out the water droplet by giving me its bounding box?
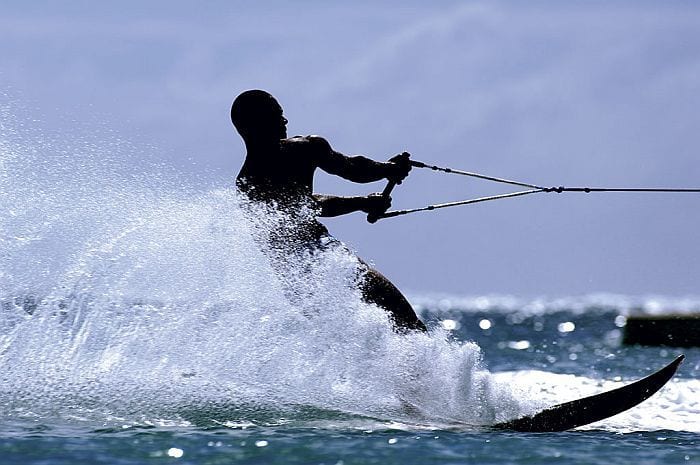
[167,448,184,458]
[614,315,627,327]
[478,319,492,330]
[507,340,530,350]
[255,440,269,448]
[557,322,575,333]
[440,319,458,330]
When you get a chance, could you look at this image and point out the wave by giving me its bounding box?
[410,293,700,317]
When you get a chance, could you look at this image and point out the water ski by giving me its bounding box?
[495,355,684,432]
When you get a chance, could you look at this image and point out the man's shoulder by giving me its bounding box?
[283,135,332,154]
[285,134,329,145]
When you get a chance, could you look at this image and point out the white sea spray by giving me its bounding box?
[0,105,515,428]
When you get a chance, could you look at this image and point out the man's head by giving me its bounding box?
[231,90,288,142]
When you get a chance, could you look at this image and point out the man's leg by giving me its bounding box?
[358,262,427,333]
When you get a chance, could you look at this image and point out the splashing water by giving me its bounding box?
[4,104,693,436]
[0,104,524,429]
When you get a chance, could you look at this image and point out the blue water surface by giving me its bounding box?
[1,301,697,465]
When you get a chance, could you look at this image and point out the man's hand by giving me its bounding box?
[385,151,412,184]
[361,192,392,215]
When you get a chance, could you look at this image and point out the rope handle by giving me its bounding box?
[366,152,411,223]
[366,180,397,223]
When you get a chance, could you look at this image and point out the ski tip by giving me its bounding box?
[670,354,685,369]
[659,354,685,379]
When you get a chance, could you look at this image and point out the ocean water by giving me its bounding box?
[1,107,698,464]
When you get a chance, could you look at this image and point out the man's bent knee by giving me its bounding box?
[359,267,427,333]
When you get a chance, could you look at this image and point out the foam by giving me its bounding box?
[492,370,700,433]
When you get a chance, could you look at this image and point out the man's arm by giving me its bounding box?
[314,193,391,218]
[309,136,409,184]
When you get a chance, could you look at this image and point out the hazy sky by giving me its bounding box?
[2,1,700,296]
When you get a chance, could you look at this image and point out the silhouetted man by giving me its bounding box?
[232,90,426,332]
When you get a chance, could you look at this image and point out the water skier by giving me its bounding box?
[231,90,426,332]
